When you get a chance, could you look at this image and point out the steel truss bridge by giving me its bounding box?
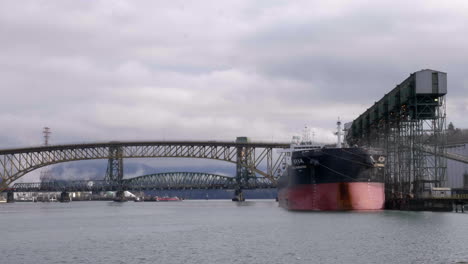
[0,140,289,195]
[12,172,277,192]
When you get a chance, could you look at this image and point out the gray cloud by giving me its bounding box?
[1,1,468,181]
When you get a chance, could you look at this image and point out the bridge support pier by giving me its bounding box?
[59,191,70,202]
[454,200,465,213]
[114,190,126,202]
[105,145,127,202]
[233,137,254,202]
[6,191,14,203]
[232,188,245,202]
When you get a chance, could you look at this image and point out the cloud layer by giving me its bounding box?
[1,0,468,180]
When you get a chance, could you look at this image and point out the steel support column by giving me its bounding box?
[233,137,256,201]
[104,145,125,202]
[234,145,246,201]
[104,145,124,183]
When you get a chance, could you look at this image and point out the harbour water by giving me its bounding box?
[0,200,467,264]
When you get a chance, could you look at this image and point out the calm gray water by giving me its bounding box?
[0,200,467,264]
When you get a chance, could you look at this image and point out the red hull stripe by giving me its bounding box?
[278,182,385,211]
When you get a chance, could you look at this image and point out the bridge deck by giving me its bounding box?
[0,140,290,155]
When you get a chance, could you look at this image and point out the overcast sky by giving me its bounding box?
[1,0,468,149]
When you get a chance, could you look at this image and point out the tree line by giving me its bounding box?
[447,122,468,144]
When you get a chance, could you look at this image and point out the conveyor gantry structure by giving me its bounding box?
[422,145,468,165]
[346,69,448,201]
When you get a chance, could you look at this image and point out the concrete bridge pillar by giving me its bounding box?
[114,190,126,202]
[232,188,245,202]
[454,200,465,213]
[60,191,70,202]
[6,191,14,203]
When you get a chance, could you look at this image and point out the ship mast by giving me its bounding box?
[302,125,311,145]
[335,118,343,148]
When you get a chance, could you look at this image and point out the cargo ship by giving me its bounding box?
[277,120,385,211]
